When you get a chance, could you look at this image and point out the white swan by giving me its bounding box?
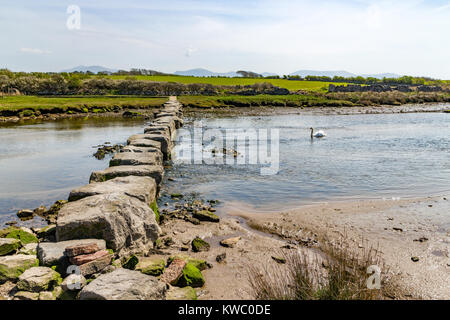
[310,127,327,138]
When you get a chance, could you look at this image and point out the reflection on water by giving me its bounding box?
[0,117,145,225]
[164,112,450,210]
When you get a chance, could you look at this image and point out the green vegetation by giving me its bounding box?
[177,263,205,288]
[150,200,160,224]
[5,229,38,245]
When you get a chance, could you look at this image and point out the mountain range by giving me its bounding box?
[60,66,401,79]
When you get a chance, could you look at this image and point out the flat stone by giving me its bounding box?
[153,118,176,135]
[64,242,99,257]
[17,209,34,219]
[0,254,39,282]
[37,239,106,267]
[0,238,21,256]
[136,257,165,276]
[128,138,161,149]
[220,236,241,248]
[192,210,220,223]
[69,176,157,205]
[160,258,186,285]
[121,145,161,153]
[79,268,167,300]
[110,152,163,167]
[128,133,172,159]
[89,165,164,185]
[61,274,87,291]
[155,115,183,129]
[39,291,56,300]
[144,125,172,138]
[69,250,109,266]
[166,286,197,300]
[17,267,61,292]
[14,291,39,300]
[56,194,160,257]
[79,253,112,276]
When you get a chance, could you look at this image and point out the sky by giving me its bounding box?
[0,0,449,78]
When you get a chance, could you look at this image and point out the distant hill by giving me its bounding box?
[61,65,118,74]
[174,68,278,78]
[290,70,401,79]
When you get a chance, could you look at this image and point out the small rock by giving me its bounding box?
[17,209,34,220]
[411,256,420,262]
[216,253,226,263]
[220,236,241,248]
[192,237,210,252]
[166,286,197,300]
[176,263,205,288]
[0,238,21,256]
[122,255,139,270]
[136,257,165,276]
[61,274,87,291]
[33,206,47,216]
[192,210,220,223]
[14,291,39,300]
[39,291,56,300]
[160,258,186,285]
[271,256,287,264]
[18,243,38,256]
[413,237,429,243]
[69,250,110,266]
[393,227,403,232]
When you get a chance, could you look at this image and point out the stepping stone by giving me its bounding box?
[89,165,164,185]
[69,176,157,205]
[110,152,162,167]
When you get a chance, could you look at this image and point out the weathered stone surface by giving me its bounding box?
[166,286,197,300]
[69,176,157,205]
[61,274,87,291]
[192,237,210,252]
[110,152,163,167]
[192,210,220,222]
[35,224,56,241]
[17,209,34,219]
[79,268,167,300]
[18,243,37,256]
[0,254,39,282]
[79,253,112,276]
[168,256,209,271]
[37,239,106,267]
[56,194,161,256]
[136,257,165,276]
[144,125,171,138]
[160,258,186,285]
[39,291,56,300]
[14,291,39,300]
[89,165,164,185]
[128,133,172,158]
[69,250,109,266]
[121,145,161,154]
[220,236,241,248]
[153,118,176,136]
[155,115,183,129]
[17,267,61,292]
[0,238,21,256]
[64,242,99,257]
[128,138,161,149]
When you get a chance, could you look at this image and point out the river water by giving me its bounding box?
[0,117,146,226]
[1,111,449,227]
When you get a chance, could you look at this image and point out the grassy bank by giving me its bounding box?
[105,75,345,92]
[0,95,168,116]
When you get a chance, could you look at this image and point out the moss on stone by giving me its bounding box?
[150,200,160,224]
[6,229,38,245]
[0,257,39,282]
[123,255,139,270]
[137,258,165,276]
[166,286,197,300]
[191,237,210,252]
[176,263,205,288]
[0,239,21,256]
[168,255,208,271]
[192,210,220,223]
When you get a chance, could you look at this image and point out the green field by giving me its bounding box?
[105,75,344,92]
[0,95,168,112]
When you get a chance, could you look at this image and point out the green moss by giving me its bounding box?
[137,258,165,276]
[0,258,39,282]
[176,263,205,288]
[170,193,183,199]
[191,237,210,252]
[0,239,21,256]
[6,230,38,245]
[123,255,139,270]
[168,256,208,271]
[150,200,160,224]
[0,227,18,238]
[192,210,220,223]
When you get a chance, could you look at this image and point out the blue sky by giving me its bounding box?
[1,0,449,78]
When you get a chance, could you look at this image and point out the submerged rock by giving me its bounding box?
[79,268,167,300]
[56,194,161,257]
[89,165,164,185]
[69,176,157,205]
